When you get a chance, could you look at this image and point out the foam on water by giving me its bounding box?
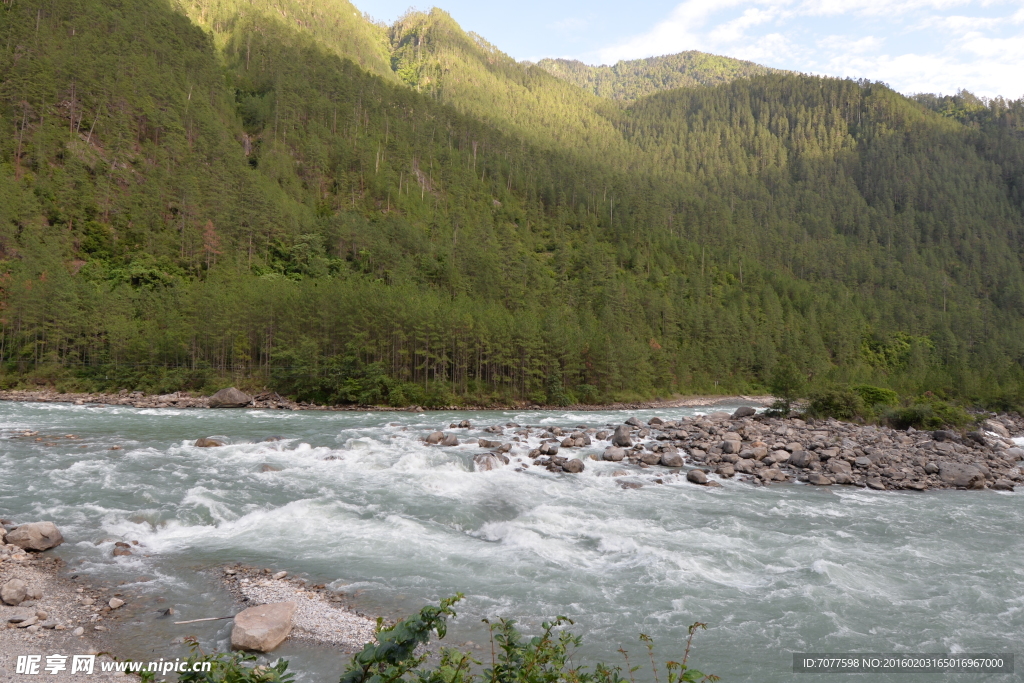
[1,401,1021,682]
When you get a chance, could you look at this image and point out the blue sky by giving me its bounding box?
[354,0,1024,98]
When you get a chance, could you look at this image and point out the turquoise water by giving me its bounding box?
[1,401,1021,681]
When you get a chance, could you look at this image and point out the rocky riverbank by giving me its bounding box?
[1,524,139,682]
[428,409,1024,491]
[0,387,771,413]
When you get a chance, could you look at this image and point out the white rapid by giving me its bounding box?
[1,402,1021,682]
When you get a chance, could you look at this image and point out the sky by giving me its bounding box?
[353,0,1024,98]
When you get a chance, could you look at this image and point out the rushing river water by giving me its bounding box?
[1,400,1022,682]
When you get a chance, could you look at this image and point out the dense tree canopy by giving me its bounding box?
[1,0,1022,406]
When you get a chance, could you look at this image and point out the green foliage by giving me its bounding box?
[883,396,976,430]
[271,350,396,406]
[339,596,717,683]
[538,52,777,101]
[766,358,805,416]
[177,637,295,683]
[806,388,864,420]
[1,0,1024,407]
[852,384,899,408]
[341,595,463,683]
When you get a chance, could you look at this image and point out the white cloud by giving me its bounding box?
[591,0,1024,97]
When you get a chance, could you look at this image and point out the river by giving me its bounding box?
[1,400,1021,681]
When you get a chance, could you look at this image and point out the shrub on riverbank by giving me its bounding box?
[801,383,979,431]
[882,396,975,431]
[175,596,717,683]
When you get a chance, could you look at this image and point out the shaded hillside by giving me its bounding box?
[538,52,778,101]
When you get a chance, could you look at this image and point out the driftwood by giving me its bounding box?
[173,615,235,624]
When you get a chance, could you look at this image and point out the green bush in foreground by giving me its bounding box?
[175,596,717,683]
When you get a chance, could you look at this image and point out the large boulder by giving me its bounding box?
[610,425,632,448]
[639,452,662,465]
[231,602,296,652]
[807,473,832,486]
[1,579,28,605]
[208,387,252,408]
[731,406,757,419]
[686,469,708,485]
[983,420,1010,438]
[8,522,64,551]
[624,417,643,427]
[735,458,757,474]
[602,447,626,462]
[660,452,684,467]
[721,440,741,455]
[195,437,227,448]
[561,458,585,474]
[473,453,509,472]
[715,464,736,478]
[440,433,459,447]
[788,451,815,468]
[425,431,444,444]
[938,462,985,488]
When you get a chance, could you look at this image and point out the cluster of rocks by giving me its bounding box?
[2,521,130,637]
[419,410,1024,491]
[644,410,1023,490]
[220,565,376,652]
[3,523,64,629]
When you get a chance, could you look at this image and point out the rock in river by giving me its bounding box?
[602,447,626,462]
[686,469,708,485]
[938,462,985,488]
[7,522,64,551]
[231,602,296,652]
[562,458,585,473]
[208,387,252,408]
[660,452,684,467]
[610,425,632,448]
[473,453,508,471]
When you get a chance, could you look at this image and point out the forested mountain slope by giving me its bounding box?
[1,0,1022,407]
[537,52,777,101]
